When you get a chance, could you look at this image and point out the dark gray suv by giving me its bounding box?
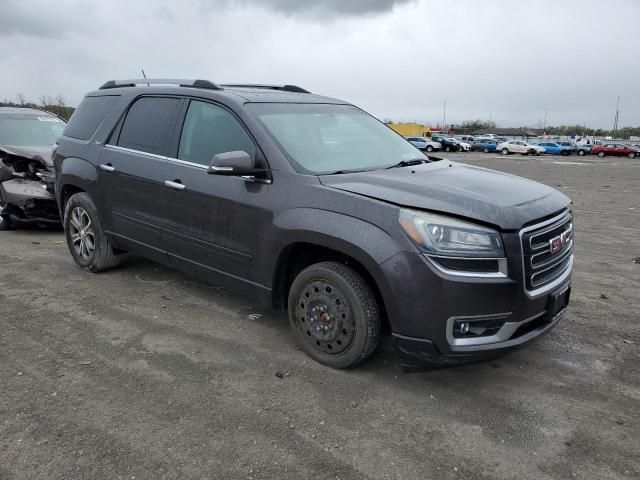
[54,79,573,370]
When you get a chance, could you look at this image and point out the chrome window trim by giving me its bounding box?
[520,210,574,298]
[104,143,168,161]
[424,254,508,279]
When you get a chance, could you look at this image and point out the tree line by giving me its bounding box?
[1,93,75,121]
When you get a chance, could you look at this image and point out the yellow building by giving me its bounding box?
[386,123,431,138]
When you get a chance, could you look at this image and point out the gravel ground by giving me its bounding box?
[0,152,638,479]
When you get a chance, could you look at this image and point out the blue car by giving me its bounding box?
[470,139,498,152]
[536,142,571,155]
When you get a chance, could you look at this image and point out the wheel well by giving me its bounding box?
[272,243,390,332]
[60,185,85,219]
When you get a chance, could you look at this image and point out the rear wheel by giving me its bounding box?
[577,149,586,156]
[64,192,125,272]
[483,147,490,153]
[288,261,380,369]
[501,148,509,155]
[426,145,434,152]
[597,151,605,158]
[628,152,635,159]
[445,145,452,152]
[561,150,570,156]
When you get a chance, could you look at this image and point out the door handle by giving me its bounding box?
[164,180,185,190]
[100,163,115,172]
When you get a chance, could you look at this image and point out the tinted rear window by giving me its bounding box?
[63,95,119,141]
[118,97,181,155]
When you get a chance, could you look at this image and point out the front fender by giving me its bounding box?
[267,208,405,317]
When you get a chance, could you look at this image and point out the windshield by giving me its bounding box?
[247,103,425,174]
[0,114,66,147]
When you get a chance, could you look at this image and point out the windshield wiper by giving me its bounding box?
[386,158,430,169]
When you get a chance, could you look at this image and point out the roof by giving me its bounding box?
[0,107,56,116]
[90,79,346,105]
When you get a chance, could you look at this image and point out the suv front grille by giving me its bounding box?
[521,211,573,294]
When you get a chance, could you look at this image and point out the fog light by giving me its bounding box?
[454,321,470,335]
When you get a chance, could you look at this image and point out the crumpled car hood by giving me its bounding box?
[319,161,570,230]
[0,145,54,168]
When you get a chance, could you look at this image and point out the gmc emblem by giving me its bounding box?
[549,230,570,254]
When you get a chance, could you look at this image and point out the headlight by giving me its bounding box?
[399,209,504,258]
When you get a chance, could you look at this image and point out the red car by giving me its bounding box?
[591,144,639,158]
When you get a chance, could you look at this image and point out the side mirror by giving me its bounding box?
[208,151,264,177]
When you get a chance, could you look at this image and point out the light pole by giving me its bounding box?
[442,99,447,133]
[613,96,620,138]
[542,109,549,135]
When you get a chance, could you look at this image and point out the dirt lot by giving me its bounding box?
[0,152,638,480]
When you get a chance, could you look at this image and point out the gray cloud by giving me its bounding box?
[197,0,415,18]
[1,0,638,129]
[240,0,414,16]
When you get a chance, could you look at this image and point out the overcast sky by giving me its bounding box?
[1,0,638,128]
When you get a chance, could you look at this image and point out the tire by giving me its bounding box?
[577,150,585,156]
[483,147,490,153]
[426,146,434,152]
[597,151,605,158]
[628,152,635,159]
[288,261,380,369]
[64,192,124,272]
[501,148,509,155]
[0,213,11,231]
[561,150,570,156]
[445,146,452,152]
[0,193,12,231]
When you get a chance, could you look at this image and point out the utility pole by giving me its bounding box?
[488,112,492,134]
[542,109,549,134]
[442,99,447,133]
[613,96,620,138]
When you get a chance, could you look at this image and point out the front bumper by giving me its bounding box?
[379,234,572,369]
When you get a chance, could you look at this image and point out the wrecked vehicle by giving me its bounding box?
[0,108,65,230]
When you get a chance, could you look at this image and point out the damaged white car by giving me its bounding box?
[0,107,65,230]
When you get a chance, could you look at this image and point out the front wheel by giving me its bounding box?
[288,261,380,369]
[578,150,586,156]
[64,192,125,272]
[0,195,12,231]
[501,148,509,155]
[445,146,452,152]
[483,147,490,153]
[597,151,605,158]
[426,145,434,152]
[628,152,636,159]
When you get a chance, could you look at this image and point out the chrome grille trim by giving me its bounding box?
[520,210,574,298]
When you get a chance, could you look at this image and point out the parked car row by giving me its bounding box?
[410,134,640,158]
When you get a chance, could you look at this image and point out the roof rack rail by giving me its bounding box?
[221,84,311,94]
[99,79,221,90]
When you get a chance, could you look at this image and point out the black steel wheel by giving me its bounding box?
[288,261,380,369]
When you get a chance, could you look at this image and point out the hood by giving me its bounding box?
[0,145,54,167]
[319,161,570,230]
